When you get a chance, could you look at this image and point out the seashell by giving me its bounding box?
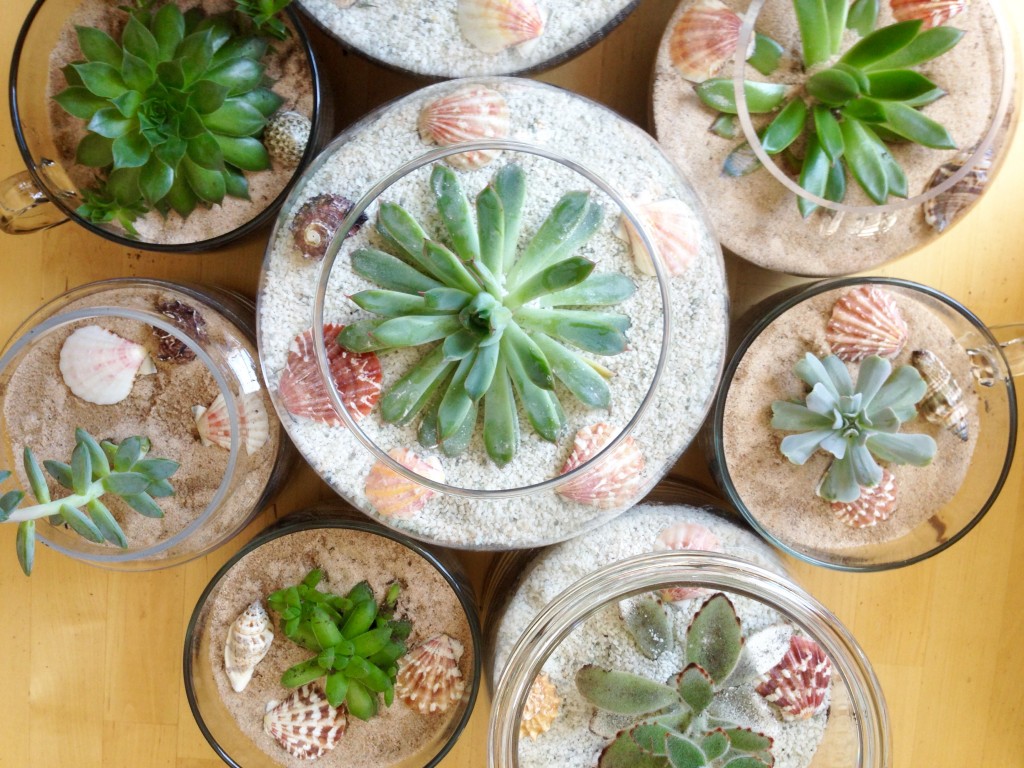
[825,285,909,363]
[290,194,367,262]
[617,199,700,278]
[418,85,511,171]
[59,325,155,405]
[364,447,446,519]
[520,673,560,740]
[264,684,346,760]
[652,522,723,601]
[396,633,467,715]
[755,635,832,721]
[890,0,968,29]
[264,110,311,168]
[923,145,993,234]
[193,392,270,455]
[224,600,274,693]
[457,0,546,54]
[556,423,646,509]
[669,0,756,83]
[153,299,207,363]
[830,468,897,528]
[278,324,382,427]
[911,349,969,441]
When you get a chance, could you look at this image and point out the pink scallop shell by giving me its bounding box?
[193,392,270,455]
[653,522,724,601]
[396,633,467,715]
[556,423,645,509]
[364,447,446,519]
[619,199,700,277]
[59,325,154,405]
[458,0,546,54]
[825,285,909,363]
[263,684,346,760]
[830,468,897,528]
[418,85,511,171]
[890,0,967,29]
[669,0,754,83]
[755,635,832,721]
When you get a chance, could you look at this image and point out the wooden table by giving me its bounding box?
[1,2,1022,765]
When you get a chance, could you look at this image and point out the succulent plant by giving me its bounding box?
[771,352,937,503]
[267,568,411,721]
[335,163,636,466]
[234,0,294,40]
[0,429,180,576]
[698,1,963,216]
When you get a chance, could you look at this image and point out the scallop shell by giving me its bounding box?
[59,325,155,405]
[265,110,311,168]
[224,600,274,693]
[556,423,646,509]
[192,392,270,455]
[652,522,724,601]
[457,0,546,54]
[830,469,898,528]
[278,324,382,427]
[669,0,755,83]
[911,349,969,441]
[290,194,366,261]
[825,285,909,362]
[618,199,700,277]
[520,673,560,740]
[364,447,446,519]
[755,635,832,721]
[264,684,346,760]
[418,85,511,171]
[890,0,968,29]
[396,634,466,715]
[153,299,207,363]
[923,145,993,234]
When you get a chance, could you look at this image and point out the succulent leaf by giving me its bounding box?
[600,730,671,768]
[748,34,784,76]
[695,79,789,115]
[701,730,730,761]
[623,596,673,660]
[665,733,708,768]
[847,0,879,36]
[631,722,672,756]
[793,0,832,66]
[576,666,681,715]
[686,594,743,684]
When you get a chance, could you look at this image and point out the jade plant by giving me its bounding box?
[336,162,636,465]
[267,568,411,721]
[577,594,774,768]
[771,352,937,503]
[698,0,963,216]
[0,428,180,575]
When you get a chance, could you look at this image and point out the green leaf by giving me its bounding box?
[62,62,85,87]
[133,458,179,481]
[709,114,739,139]
[151,3,186,59]
[701,730,730,761]
[113,131,152,169]
[106,166,142,206]
[177,29,215,84]
[122,14,159,68]
[351,248,443,295]
[70,442,92,495]
[23,448,50,503]
[310,606,344,648]
[421,241,481,294]
[187,131,225,170]
[442,329,480,361]
[722,757,771,768]
[431,165,480,262]
[188,79,229,115]
[623,596,672,660]
[722,142,762,177]
[325,671,348,707]
[807,68,861,106]
[0,491,25,522]
[540,273,636,308]
[847,0,879,36]
[494,163,526,271]
[87,108,133,139]
[140,154,174,204]
[866,69,939,101]
[424,288,472,312]
[214,135,269,171]
[122,491,165,518]
[533,333,610,408]
[599,731,670,768]
[377,202,428,266]
[825,156,847,204]
[87,499,127,548]
[372,314,461,349]
[812,105,844,164]
[694,78,789,115]
[839,117,889,203]
[825,0,849,55]
[222,166,247,200]
[282,657,326,688]
[686,594,743,683]
[760,98,808,154]
[345,679,378,721]
[205,58,264,96]
[833,62,871,95]
[507,256,595,307]
[44,460,74,490]
[202,98,266,136]
[723,728,772,753]
[507,190,592,287]
[76,26,122,66]
[841,20,922,70]
[54,87,110,120]
[861,126,908,197]
[772,399,834,431]
[841,97,886,123]
[794,0,832,66]
[102,471,151,496]
[121,50,155,92]
[464,342,500,401]
[748,33,784,76]
[155,59,185,89]
[114,436,143,472]
[111,90,142,119]
[437,353,476,440]
[866,432,936,466]
[503,337,563,442]
[576,665,680,715]
[60,503,104,543]
[779,429,834,465]
[211,36,268,67]
[665,733,708,768]
[515,307,629,356]
[165,174,197,218]
[476,185,505,278]
[483,360,518,466]
[334,319,387,353]
[182,156,226,203]
[16,521,35,576]
[818,453,860,502]
[350,290,429,317]
[865,26,964,71]
[878,101,956,149]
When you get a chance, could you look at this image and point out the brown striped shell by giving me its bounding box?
[830,469,898,528]
[418,85,511,170]
[290,194,366,261]
[911,349,969,441]
[556,423,646,509]
[923,146,994,234]
[890,0,968,29]
[825,285,909,362]
[669,0,755,83]
[263,684,346,760]
[224,600,274,693]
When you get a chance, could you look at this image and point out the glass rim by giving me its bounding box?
[711,275,1019,571]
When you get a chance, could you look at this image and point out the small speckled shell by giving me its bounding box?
[364,447,446,519]
[923,146,993,234]
[618,199,700,277]
[911,349,970,441]
[556,423,646,509]
[264,110,311,167]
[652,522,723,601]
[890,0,968,29]
[825,285,909,362]
[669,0,754,83]
[755,635,832,720]
[830,468,898,528]
[224,600,274,693]
[457,0,546,54]
[290,194,366,262]
[520,673,560,740]
[192,392,270,455]
[153,299,207,363]
[59,325,154,405]
[418,85,511,170]
[396,634,467,714]
[263,684,346,760]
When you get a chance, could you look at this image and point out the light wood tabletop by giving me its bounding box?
[1,1,1022,765]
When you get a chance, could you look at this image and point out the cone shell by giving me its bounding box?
[755,635,832,721]
[618,199,700,277]
[264,684,346,760]
[458,0,546,54]
[669,0,755,83]
[59,325,154,405]
[265,110,311,168]
[520,673,560,740]
[278,324,382,427]
[890,0,968,29]
[556,423,646,509]
[396,633,466,715]
[825,285,909,362]
[831,469,898,528]
[911,349,970,441]
[153,299,207,363]
[290,194,367,262]
[652,522,723,601]
[365,447,445,519]
[224,600,274,693]
[923,145,993,234]
[418,85,511,171]
[193,392,270,455]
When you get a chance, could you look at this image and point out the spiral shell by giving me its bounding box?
[192,391,270,455]
[830,469,898,528]
[556,423,645,509]
[224,600,274,693]
[365,447,446,519]
[618,199,700,277]
[756,635,832,721]
[290,194,367,261]
[263,684,346,760]
[59,325,155,405]
[911,349,969,441]
[418,85,511,171]
[520,674,560,740]
[458,0,546,54]
[153,299,207,363]
[923,145,994,234]
[669,0,755,83]
[825,285,909,362]
[890,0,968,29]
[653,522,723,601]
[396,634,467,715]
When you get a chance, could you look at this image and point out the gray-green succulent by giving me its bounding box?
[335,163,636,466]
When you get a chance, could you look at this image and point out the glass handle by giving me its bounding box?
[0,169,68,234]
[965,324,1024,384]
[991,324,1024,378]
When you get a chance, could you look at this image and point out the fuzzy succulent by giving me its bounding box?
[577,594,775,768]
[771,352,937,503]
[267,568,411,721]
[336,163,636,466]
[0,429,180,576]
[699,0,962,216]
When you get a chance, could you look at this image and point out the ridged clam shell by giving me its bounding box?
[59,325,154,405]
[911,349,969,441]
[224,600,274,693]
[458,0,546,54]
[825,285,909,362]
[556,423,646,509]
[830,469,898,528]
[652,522,723,601]
[264,684,346,760]
[923,145,993,234]
[669,0,755,83]
[618,199,700,277]
[365,447,445,519]
[396,634,466,714]
[520,673,560,740]
[890,0,968,29]
[418,85,511,170]
[290,194,366,262]
[265,110,311,168]
[755,635,832,721]
[278,324,382,427]
[192,392,270,455]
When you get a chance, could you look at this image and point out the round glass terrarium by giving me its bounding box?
[183,504,481,768]
[652,0,1017,275]
[257,76,729,550]
[707,277,1019,570]
[0,278,290,572]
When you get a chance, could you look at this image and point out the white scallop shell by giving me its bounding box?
[396,634,467,714]
[192,392,270,455]
[618,199,700,277]
[458,0,546,54]
[59,325,155,405]
[224,600,274,693]
[669,0,754,83]
[264,684,346,760]
[418,85,511,170]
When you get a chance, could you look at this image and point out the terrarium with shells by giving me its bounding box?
[708,277,1019,570]
[0,278,287,572]
[651,0,1017,275]
[257,76,728,550]
[184,504,481,767]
